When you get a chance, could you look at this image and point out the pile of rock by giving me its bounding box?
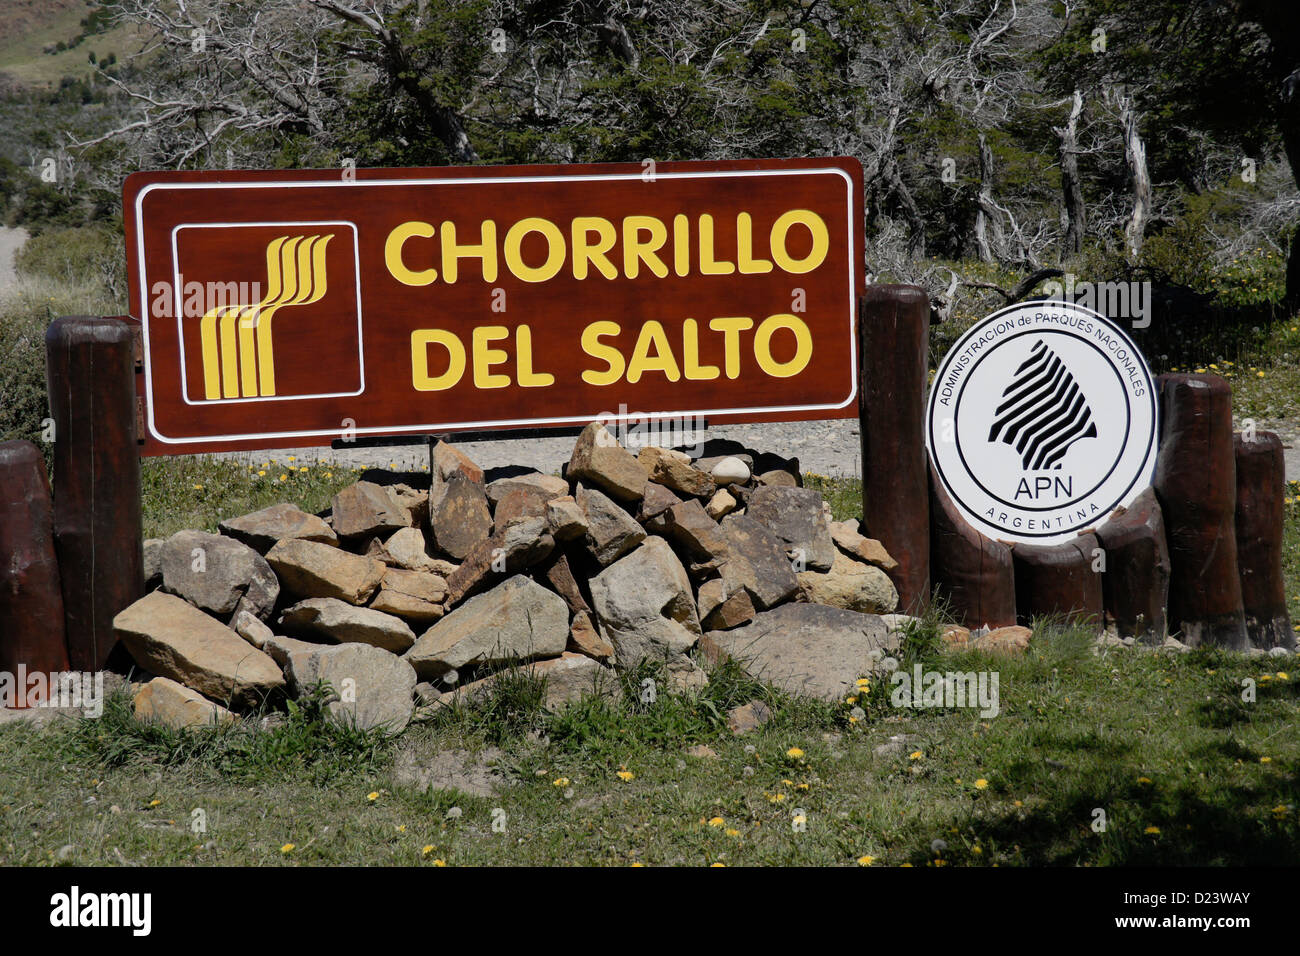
[114,423,906,734]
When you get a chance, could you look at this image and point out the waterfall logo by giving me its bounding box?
[199,234,333,399]
[987,339,1098,471]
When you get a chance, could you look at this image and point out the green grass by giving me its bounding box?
[140,456,373,539]
[2,620,1296,866]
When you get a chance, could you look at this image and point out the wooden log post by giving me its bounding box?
[0,441,70,702]
[45,316,144,672]
[929,464,1017,628]
[859,285,930,613]
[1152,374,1247,649]
[1234,431,1292,649]
[1012,534,1105,630]
[1094,488,1170,643]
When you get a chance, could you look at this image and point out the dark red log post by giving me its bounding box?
[1152,374,1247,649]
[45,317,144,671]
[1234,431,1292,649]
[859,286,930,612]
[1011,534,1105,630]
[0,441,70,698]
[1094,488,1170,643]
[929,464,1017,628]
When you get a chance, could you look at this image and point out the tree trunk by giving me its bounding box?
[1056,89,1087,258]
[974,131,999,263]
[1117,93,1152,263]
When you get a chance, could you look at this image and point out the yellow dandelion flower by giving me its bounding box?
[630,862,645,867]
[1276,672,1288,681]
[279,474,288,482]
[1260,756,1272,764]
[1013,800,1023,808]
[616,770,634,782]
[432,859,447,867]
[395,824,406,833]
[974,778,989,790]
[708,816,725,827]
[553,777,570,787]
[725,828,740,837]
[367,791,380,801]
[857,855,875,866]
[280,843,295,853]
[909,750,923,760]
[1144,826,1160,834]
[421,845,435,856]
[257,470,266,476]
[1138,776,1152,784]
[192,484,203,490]
[323,472,333,478]
[288,456,296,462]
[786,747,805,759]
[710,862,726,867]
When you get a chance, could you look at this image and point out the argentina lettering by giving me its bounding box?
[124,158,864,453]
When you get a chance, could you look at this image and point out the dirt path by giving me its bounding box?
[0,225,28,296]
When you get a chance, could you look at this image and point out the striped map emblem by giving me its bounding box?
[987,339,1097,470]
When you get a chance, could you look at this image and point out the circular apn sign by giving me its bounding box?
[926,301,1158,545]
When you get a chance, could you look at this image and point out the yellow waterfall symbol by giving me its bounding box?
[199,233,333,399]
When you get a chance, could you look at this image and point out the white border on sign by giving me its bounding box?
[133,167,859,445]
[170,220,365,405]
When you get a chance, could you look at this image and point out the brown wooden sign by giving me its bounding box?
[124,158,864,454]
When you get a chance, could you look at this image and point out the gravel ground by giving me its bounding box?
[219,415,1300,482]
[217,418,866,477]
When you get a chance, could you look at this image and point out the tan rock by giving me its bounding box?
[114,592,284,708]
[486,473,569,505]
[133,677,234,729]
[697,578,757,630]
[370,590,445,624]
[568,610,614,661]
[429,471,493,560]
[942,624,972,648]
[219,502,338,553]
[638,446,714,498]
[382,526,440,572]
[380,567,447,603]
[706,488,738,520]
[797,551,899,613]
[280,597,417,652]
[331,481,410,539]
[567,422,648,503]
[829,520,900,572]
[972,625,1032,655]
[266,538,386,605]
[546,495,588,542]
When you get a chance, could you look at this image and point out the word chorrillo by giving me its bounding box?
[385,209,831,285]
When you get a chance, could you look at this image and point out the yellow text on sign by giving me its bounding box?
[408,314,812,391]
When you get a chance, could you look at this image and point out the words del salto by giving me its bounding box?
[383,208,833,391]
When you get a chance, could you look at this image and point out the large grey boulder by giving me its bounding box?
[745,486,836,571]
[588,537,701,666]
[699,603,897,701]
[159,529,278,621]
[404,575,568,679]
[718,514,800,610]
[285,642,417,733]
[579,486,645,566]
